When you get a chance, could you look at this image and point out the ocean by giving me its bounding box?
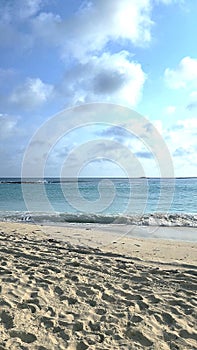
[0,177,197,227]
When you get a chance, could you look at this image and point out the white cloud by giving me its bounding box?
[175,118,197,130]
[155,0,185,4]
[60,51,146,107]
[0,0,42,51]
[165,105,176,114]
[153,120,163,133]
[17,0,43,19]
[190,91,197,99]
[0,0,182,114]
[186,91,197,111]
[119,117,195,176]
[0,0,43,21]
[9,78,54,109]
[164,56,197,89]
[165,118,197,158]
[32,0,153,61]
[0,0,184,61]
[153,118,197,176]
[0,114,19,140]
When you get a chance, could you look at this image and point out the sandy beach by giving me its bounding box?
[0,221,196,349]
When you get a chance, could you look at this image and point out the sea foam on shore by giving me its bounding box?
[1,211,197,227]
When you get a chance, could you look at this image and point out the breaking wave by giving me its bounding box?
[1,212,197,227]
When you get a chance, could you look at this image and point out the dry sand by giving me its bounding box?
[0,221,196,349]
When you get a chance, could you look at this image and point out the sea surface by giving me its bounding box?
[0,177,197,227]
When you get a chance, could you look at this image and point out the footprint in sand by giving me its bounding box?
[76,341,89,350]
[0,299,12,308]
[136,299,149,311]
[54,285,64,296]
[179,329,197,340]
[0,310,14,329]
[17,302,37,314]
[162,311,176,326]
[9,330,37,344]
[125,329,153,347]
[40,316,54,329]
[130,315,143,324]
[88,320,101,332]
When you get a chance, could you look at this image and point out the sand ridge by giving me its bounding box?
[0,222,196,349]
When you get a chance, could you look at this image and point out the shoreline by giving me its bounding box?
[0,221,196,266]
[0,221,196,349]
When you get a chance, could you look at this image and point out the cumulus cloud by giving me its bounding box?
[60,51,146,107]
[0,0,182,60]
[0,1,150,109]
[9,78,54,110]
[164,56,197,89]
[32,0,153,61]
[1,0,182,63]
[0,0,42,50]
[0,0,184,111]
[17,0,43,19]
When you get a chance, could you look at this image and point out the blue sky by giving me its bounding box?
[0,0,197,177]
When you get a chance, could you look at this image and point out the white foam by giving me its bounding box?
[0,211,197,227]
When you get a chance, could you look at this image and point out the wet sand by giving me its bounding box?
[0,221,196,349]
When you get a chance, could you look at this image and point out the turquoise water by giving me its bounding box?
[0,178,197,225]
